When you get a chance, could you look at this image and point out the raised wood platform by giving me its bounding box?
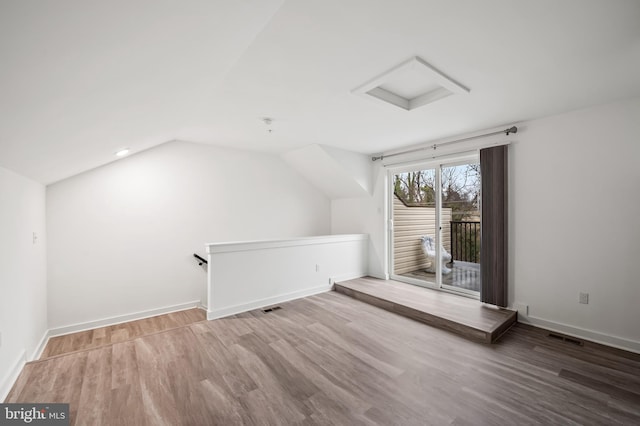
[334,277,516,343]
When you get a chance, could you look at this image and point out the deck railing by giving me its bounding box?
[450,221,480,264]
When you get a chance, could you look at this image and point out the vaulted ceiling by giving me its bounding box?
[2,0,640,184]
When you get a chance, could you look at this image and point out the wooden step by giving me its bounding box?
[334,277,516,343]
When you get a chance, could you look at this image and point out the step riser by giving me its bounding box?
[335,283,515,343]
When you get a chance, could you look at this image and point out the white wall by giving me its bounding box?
[46,141,330,331]
[206,234,368,319]
[331,165,387,279]
[281,144,370,199]
[333,96,640,352]
[0,166,47,401]
[510,97,640,351]
[322,145,373,195]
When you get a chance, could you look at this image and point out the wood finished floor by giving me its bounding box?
[7,292,640,425]
[41,308,206,359]
[335,277,516,343]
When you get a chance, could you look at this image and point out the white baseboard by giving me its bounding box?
[366,272,388,280]
[31,329,50,361]
[207,284,333,320]
[519,315,640,354]
[49,300,202,337]
[329,272,367,285]
[1,350,26,403]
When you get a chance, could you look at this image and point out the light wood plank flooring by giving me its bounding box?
[335,277,516,343]
[7,292,640,425]
[41,308,206,359]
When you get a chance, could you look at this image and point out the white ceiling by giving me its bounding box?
[1,0,640,184]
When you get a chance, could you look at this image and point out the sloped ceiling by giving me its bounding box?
[281,145,371,199]
[1,0,640,184]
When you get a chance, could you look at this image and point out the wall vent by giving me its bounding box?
[548,332,584,346]
[262,306,282,313]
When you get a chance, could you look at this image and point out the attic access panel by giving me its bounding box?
[352,56,469,111]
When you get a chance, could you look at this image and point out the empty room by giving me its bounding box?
[1,0,639,424]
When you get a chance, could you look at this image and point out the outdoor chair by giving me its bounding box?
[420,236,452,274]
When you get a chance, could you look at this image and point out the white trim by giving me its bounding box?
[206,234,368,254]
[440,284,480,300]
[352,57,469,96]
[207,284,335,320]
[366,272,389,281]
[435,163,442,287]
[329,271,368,286]
[31,330,50,361]
[387,157,483,300]
[1,350,26,403]
[48,300,202,337]
[207,252,213,314]
[387,168,394,279]
[352,56,469,111]
[390,273,437,289]
[519,315,640,354]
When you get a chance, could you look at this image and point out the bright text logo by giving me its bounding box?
[0,404,69,426]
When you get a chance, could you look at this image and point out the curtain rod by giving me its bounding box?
[371,126,517,162]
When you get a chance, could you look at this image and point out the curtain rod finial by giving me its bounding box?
[505,126,517,135]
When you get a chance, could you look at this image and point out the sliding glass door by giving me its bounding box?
[389,156,481,296]
[390,165,439,288]
[440,162,481,295]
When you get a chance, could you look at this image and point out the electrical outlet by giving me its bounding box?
[579,292,589,304]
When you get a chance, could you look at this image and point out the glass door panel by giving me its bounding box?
[440,162,481,295]
[390,168,439,288]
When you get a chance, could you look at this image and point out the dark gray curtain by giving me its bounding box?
[480,145,508,307]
